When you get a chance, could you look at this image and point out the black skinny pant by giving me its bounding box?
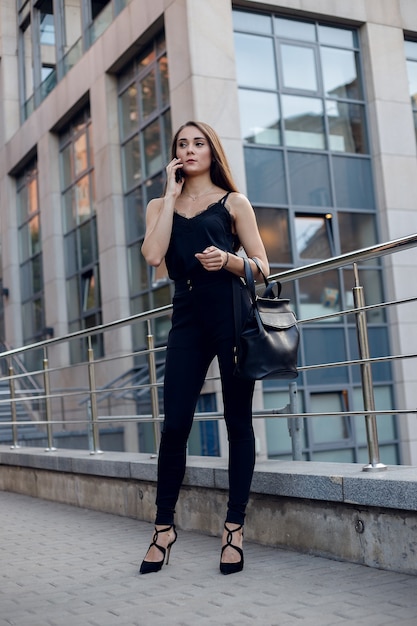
[155,275,255,526]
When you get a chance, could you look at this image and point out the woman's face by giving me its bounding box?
[175,126,212,178]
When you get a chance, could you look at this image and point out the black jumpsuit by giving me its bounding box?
[155,193,256,526]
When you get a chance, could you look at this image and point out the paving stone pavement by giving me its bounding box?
[1,491,417,626]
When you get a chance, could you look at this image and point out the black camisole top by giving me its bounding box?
[165,193,239,282]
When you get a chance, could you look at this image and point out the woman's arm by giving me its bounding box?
[141,159,183,266]
[195,193,269,279]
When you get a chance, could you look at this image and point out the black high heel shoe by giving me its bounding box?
[139,525,177,575]
[220,523,244,575]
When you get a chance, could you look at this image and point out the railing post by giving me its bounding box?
[287,382,302,460]
[147,319,161,452]
[43,347,56,451]
[352,263,386,472]
[87,336,102,455]
[8,362,20,449]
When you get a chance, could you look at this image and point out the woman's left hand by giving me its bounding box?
[195,246,227,272]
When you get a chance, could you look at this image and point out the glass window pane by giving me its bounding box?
[19,224,30,261]
[310,393,350,443]
[122,135,141,190]
[159,55,169,107]
[281,44,318,91]
[406,60,417,107]
[295,215,333,260]
[244,147,287,205]
[31,255,42,293]
[17,186,29,224]
[140,69,156,118]
[338,212,377,253]
[29,215,41,255]
[321,48,361,100]
[63,187,75,232]
[143,120,162,177]
[304,327,349,384]
[125,187,144,244]
[333,156,374,209]
[405,40,417,60]
[20,262,32,300]
[239,89,280,145]
[127,243,149,293]
[282,95,324,149]
[64,231,78,275]
[234,33,277,89]
[119,84,138,139]
[74,132,88,176]
[288,152,331,207]
[353,386,396,442]
[255,208,291,264]
[75,175,91,222]
[233,10,272,34]
[344,268,385,323]
[275,17,316,42]
[80,221,94,267]
[319,25,356,48]
[298,269,342,320]
[61,144,72,189]
[162,110,172,162]
[327,101,367,153]
[144,172,165,206]
[66,276,80,320]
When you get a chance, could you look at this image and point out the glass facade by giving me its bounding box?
[118,34,172,350]
[59,108,102,363]
[233,9,398,463]
[405,39,417,143]
[16,160,45,370]
[17,0,132,120]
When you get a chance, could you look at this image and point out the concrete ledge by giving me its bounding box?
[1,446,416,576]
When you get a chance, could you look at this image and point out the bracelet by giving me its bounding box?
[223,251,230,268]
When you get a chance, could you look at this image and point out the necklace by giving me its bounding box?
[183,186,216,201]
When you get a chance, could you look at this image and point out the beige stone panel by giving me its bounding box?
[365,0,403,26]
[361,23,410,104]
[242,0,367,21]
[376,157,417,214]
[399,0,417,30]
[373,101,416,156]
[165,0,192,93]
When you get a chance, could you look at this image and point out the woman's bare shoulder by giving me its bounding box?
[226,192,253,214]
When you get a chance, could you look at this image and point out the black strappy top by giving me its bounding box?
[165,193,239,282]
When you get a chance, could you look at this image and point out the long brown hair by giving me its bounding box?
[171,121,239,193]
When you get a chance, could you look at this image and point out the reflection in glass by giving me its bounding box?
[298,269,341,320]
[120,85,138,140]
[319,25,356,48]
[275,17,315,42]
[244,147,287,205]
[74,133,88,175]
[144,120,162,177]
[128,244,149,293]
[338,212,377,253]
[125,187,144,244]
[80,221,94,267]
[310,392,351,443]
[333,156,374,209]
[122,135,141,190]
[327,101,367,153]
[75,175,91,222]
[159,56,169,107]
[140,70,156,118]
[343,268,384,323]
[234,33,277,89]
[321,48,361,99]
[304,327,349,385]
[288,152,331,207]
[281,44,317,91]
[406,60,417,107]
[255,208,291,264]
[295,214,334,259]
[239,89,280,145]
[282,95,324,149]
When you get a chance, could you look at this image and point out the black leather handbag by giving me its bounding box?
[233,258,299,380]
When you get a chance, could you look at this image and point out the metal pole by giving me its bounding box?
[87,336,102,454]
[8,363,20,449]
[287,382,302,460]
[147,319,161,452]
[43,347,56,451]
[352,263,386,472]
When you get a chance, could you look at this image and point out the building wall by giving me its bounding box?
[1,0,417,461]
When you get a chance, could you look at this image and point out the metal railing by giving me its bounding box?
[1,233,417,471]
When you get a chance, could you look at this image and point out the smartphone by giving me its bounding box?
[175,167,184,183]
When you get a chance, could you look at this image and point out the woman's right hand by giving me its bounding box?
[166,158,184,196]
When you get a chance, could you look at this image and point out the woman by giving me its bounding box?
[140,121,269,575]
